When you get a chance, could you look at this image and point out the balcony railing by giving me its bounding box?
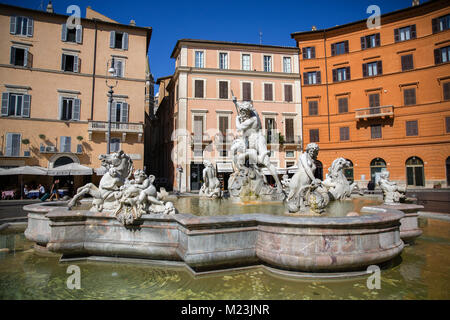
[283,135,302,145]
[88,121,144,134]
[355,105,394,120]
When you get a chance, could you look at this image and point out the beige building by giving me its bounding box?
[0,3,152,189]
[168,39,301,192]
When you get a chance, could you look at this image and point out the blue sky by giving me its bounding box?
[4,0,418,91]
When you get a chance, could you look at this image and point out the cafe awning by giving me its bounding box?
[48,163,93,176]
[216,162,234,173]
[0,166,48,176]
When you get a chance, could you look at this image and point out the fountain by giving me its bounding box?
[23,97,423,276]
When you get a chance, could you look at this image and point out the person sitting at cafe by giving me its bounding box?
[48,179,60,201]
[23,185,29,199]
[38,184,45,197]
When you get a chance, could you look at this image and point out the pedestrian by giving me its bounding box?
[23,185,29,199]
[38,184,45,197]
[48,179,60,201]
[367,180,375,194]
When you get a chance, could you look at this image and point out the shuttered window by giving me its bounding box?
[404,88,416,106]
[110,31,129,50]
[10,16,33,37]
[332,67,350,82]
[302,47,315,59]
[219,116,228,137]
[61,24,83,43]
[361,33,380,50]
[242,82,252,101]
[1,93,31,118]
[340,127,350,141]
[394,25,416,42]
[193,116,203,140]
[194,80,204,98]
[432,14,450,33]
[338,97,348,113]
[285,118,294,143]
[219,81,228,99]
[331,40,349,56]
[363,61,382,77]
[284,84,293,102]
[444,82,450,101]
[369,94,380,115]
[401,54,414,71]
[406,120,418,136]
[304,71,321,85]
[10,47,32,67]
[308,101,318,116]
[264,83,273,101]
[434,46,450,64]
[110,101,128,123]
[60,136,71,153]
[59,97,80,121]
[370,125,382,139]
[309,129,319,143]
[5,133,21,157]
[61,53,79,72]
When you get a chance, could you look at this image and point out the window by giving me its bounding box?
[60,136,71,153]
[340,127,350,141]
[242,82,252,101]
[194,80,204,98]
[265,118,276,144]
[338,97,348,113]
[110,31,129,50]
[10,47,32,67]
[406,120,418,136]
[401,54,414,71]
[10,16,33,37]
[308,101,318,116]
[432,14,450,33]
[286,150,295,158]
[369,93,380,114]
[283,57,292,73]
[370,124,382,139]
[59,97,80,121]
[193,115,203,143]
[302,47,315,59]
[444,82,450,101]
[110,138,121,153]
[404,88,416,106]
[331,41,349,56]
[363,61,382,77]
[113,58,124,77]
[310,129,319,143]
[219,52,228,69]
[264,83,273,101]
[76,144,83,154]
[263,55,272,72]
[394,25,416,42]
[195,51,204,68]
[1,93,31,118]
[111,101,128,123]
[219,116,229,137]
[332,67,350,82]
[5,133,21,157]
[361,33,380,50]
[284,84,293,102]
[219,81,228,99]
[61,24,82,43]
[285,118,294,143]
[303,71,321,85]
[242,54,251,70]
[434,46,450,64]
[446,117,450,133]
[61,53,79,72]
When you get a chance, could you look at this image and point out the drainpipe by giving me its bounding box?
[323,30,331,142]
[90,19,98,120]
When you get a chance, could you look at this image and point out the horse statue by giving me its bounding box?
[68,150,134,211]
[323,157,362,200]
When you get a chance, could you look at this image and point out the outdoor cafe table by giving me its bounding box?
[27,190,40,198]
[1,190,15,199]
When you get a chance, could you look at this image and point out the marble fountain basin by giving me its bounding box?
[23,198,422,274]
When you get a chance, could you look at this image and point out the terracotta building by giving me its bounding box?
[163,39,301,192]
[291,0,450,188]
[0,3,152,189]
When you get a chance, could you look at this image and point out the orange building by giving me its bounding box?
[291,0,450,188]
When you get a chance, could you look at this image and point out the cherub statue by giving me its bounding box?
[377,171,406,204]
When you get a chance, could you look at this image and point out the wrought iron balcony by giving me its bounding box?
[190,133,212,147]
[283,135,302,145]
[355,105,394,120]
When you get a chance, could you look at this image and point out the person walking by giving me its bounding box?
[48,179,60,201]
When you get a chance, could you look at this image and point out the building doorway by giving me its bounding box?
[314,160,323,180]
[344,159,354,182]
[370,158,386,182]
[406,157,425,187]
[190,162,204,191]
[447,157,450,187]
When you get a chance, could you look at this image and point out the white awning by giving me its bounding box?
[261,167,287,175]
[95,166,108,176]
[48,163,93,176]
[216,162,234,173]
[288,166,299,174]
[0,166,48,176]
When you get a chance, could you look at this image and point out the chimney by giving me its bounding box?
[412,0,419,6]
[311,25,317,31]
[46,1,54,13]
[129,20,136,26]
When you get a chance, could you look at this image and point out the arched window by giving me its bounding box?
[370,158,386,181]
[446,157,450,186]
[406,156,424,187]
[314,160,323,180]
[54,156,74,168]
[344,159,354,182]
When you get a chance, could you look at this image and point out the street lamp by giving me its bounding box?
[106,57,118,154]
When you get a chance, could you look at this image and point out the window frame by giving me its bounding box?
[193,78,206,99]
[5,132,21,157]
[339,126,350,141]
[218,51,229,70]
[309,128,320,143]
[263,82,274,101]
[194,50,205,68]
[263,55,273,72]
[241,53,252,71]
[406,120,419,137]
[370,124,382,139]
[282,56,292,73]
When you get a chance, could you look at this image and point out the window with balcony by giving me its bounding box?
[340,127,350,141]
[10,16,33,37]
[59,97,80,121]
[432,14,450,33]
[60,136,71,153]
[308,101,318,116]
[219,52,228,69]
[1,93,31,118]
[61,24,82,43]
[195,51,204,68]
[242,54,251,70]
[332,67,350,82]
[110,31,129,50]
[302,47,315,59]
[61,53,79,72]
[404,88,416,106]
[111,101,128,123]
[401,54,414,71]
[394,25,416,42]
[265,118,276,144]
[263,55,272,72]
[285,118,294,143]
[331,40,349,56]
[406,120,418,136]
[283,57,292,73]
[361,33,380,50]
[369,93,380,114]
[370,124,382,139]
[5,133,21,157]
[444,82,450,101]
[242,82,252,101]
[434,46,450,64]
[219,81,228,99]
[10,47,32,67]
[284,84,293,102]
[338,97,348,113]
[363,61,382,77]
[310,129,319,143]
[264,83,273,101]
[194,80,204,98]
[303,71,321,85]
